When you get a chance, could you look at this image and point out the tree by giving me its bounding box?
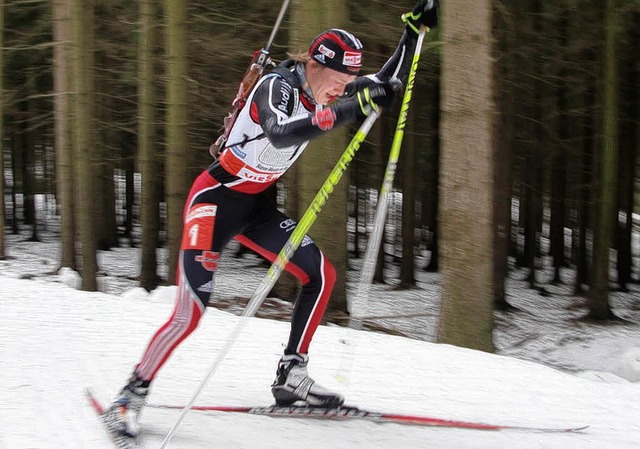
[615,8,639,292]
[587,0,618,320]
[437,0,495,352]
[164,0,189,283]
[288,0,350,318]
[0,0,4,260]
[138,0,161,291]
[549,5,570,286]
[52,0,75,270]
[399,105,416,287]
[492,0,515,308]
[71,0,98,290]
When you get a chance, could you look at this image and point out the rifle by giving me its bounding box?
[209,0,291,157]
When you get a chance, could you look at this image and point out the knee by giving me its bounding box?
[322,257,337,290]
[302,250,336,292]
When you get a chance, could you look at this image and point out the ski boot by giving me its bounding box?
[103,375,150,438]
[271,353,344,408]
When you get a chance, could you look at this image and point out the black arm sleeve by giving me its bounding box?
[375,30,418,86]
[253,75,363,149]
[343,29,418,98]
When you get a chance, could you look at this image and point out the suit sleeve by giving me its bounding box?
[342,29,419,98]
[252,75,363,149]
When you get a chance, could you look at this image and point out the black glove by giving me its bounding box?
[355,82,398,117]
[403,0,439,35]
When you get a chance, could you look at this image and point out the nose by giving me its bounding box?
[332,83,348,96]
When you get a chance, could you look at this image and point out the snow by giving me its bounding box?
[1,234,640,448]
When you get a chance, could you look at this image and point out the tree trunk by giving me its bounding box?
[72,0,98,290]
[52,0,75,269]
[587,0,617,319]
[437,0,495,352]
[95,160,118,250]
[123,147,135,244]
[492,0,514,309]
[574,42,596,295]
[615,10,637,292]
[399,106,416,287]
[421,65,440,273]
[525,0,545,290]
[138,0,160,291]
[0,0,4,259]
[10,129,18,233]
[289,0,350,318]
[164,0,189,284]
[549,9,570,287]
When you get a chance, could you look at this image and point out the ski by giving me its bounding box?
[85,389,140,449]
[147,403,588,433]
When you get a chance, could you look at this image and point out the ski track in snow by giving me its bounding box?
[2,275,640,449]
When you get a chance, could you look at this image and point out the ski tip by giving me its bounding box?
[563,425,590,433]
[511,424,590,433]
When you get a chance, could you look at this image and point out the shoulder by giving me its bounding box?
[253,73,297,116]
[255,72,295,98]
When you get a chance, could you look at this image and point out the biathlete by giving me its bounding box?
[105,1,438,438]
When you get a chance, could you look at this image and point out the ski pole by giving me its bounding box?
[158,110,381,449]
[348,26,429,330]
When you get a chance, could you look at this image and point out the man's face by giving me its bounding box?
[307,63,357,105]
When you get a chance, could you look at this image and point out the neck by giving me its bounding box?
[297,62,317,104]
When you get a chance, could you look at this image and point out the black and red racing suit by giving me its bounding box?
[135,30,420,382]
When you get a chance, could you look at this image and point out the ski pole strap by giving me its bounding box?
[401,1,435,35]
[356,87,380,116]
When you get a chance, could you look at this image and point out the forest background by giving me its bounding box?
[0,0,638,353]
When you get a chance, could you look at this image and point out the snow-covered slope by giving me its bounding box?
[1,276,639,449]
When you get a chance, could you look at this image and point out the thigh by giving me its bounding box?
[184,184,254,253]
[237,207,322,282]
[180,182,256,304]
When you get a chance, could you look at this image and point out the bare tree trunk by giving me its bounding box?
[549,9,570,286]
[53,0,75,269]
[10,129,18,234]
[95,159,118,250]
[399,107,416,287]
[615,11,638,292]
[289,0,349,318]
[438,0,495,352]
[71,0,98,290]
[138,0,160,291]
[423,64,440,273]
[164,0,189,283]
[525,0,545,290]
[0,0,4,259]
[26,77,41,242]
[492,0,515,309]
[123,148,135,243]
[574,46,595,295]
[587,0,617,320]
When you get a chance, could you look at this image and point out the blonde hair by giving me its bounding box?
[287,51,311,63]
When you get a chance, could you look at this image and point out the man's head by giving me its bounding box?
[308,29,363,75]
[305,29,363,105]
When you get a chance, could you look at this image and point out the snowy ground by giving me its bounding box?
[1,232,640,448]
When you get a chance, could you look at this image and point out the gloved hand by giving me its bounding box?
[355,81,398,117]
[403,0,439,35]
